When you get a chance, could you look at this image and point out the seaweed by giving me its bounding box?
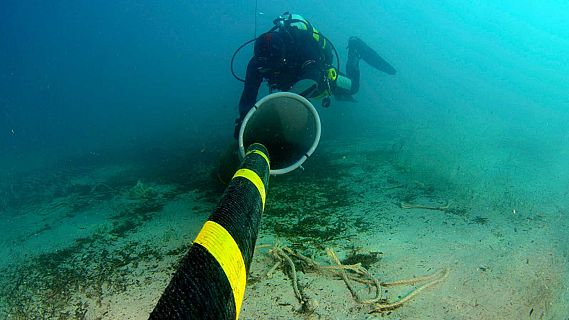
[261,151,360,246]
[470,216,489,225]
[341,249,382,269]
[0,230,178,318]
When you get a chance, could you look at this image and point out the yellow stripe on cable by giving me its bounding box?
[245,149,270,169]
[232,169,266,209]
[194,221,247,319]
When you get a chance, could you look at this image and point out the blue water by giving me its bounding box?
[2,1,568,163]
[1,0,569,318]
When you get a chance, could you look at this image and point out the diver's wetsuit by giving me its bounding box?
[237,28,336,121]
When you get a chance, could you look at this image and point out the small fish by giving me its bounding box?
[11,129,15,135]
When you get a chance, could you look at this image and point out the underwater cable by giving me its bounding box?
[150,143,270,319]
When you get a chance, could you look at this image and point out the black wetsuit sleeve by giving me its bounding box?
[238,57,263,120]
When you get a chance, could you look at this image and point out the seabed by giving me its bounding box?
[1,133,568,319]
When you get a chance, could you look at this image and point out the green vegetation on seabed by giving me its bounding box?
[0,152,221,318]
[0,143,476,318]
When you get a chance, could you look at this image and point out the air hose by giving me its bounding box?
[150,143,270,319]
[230,37,257,83]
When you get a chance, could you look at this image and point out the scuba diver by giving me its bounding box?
[232,12,397,139]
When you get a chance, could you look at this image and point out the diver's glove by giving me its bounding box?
[233,118,242,140]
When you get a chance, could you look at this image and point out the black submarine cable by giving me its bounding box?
[149,143,270,319]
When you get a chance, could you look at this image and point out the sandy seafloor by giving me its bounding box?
[1,130,568,320]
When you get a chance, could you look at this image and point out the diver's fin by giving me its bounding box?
[349,37,396,75]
